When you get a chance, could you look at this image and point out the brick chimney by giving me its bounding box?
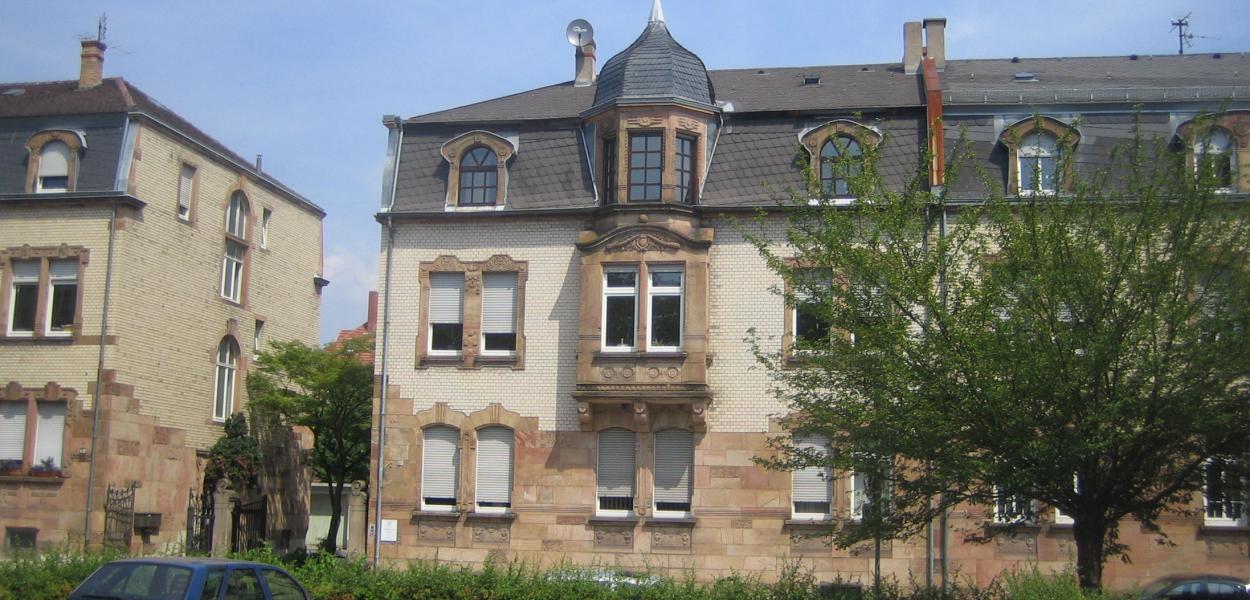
[923,18,946,71]
[575,41,596,87]
[366,291,378,333]
[79,39,106,90]
[903,21,923,75]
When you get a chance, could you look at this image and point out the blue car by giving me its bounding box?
[70,557,311,600]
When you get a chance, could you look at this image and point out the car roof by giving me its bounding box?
[104,557,281,568]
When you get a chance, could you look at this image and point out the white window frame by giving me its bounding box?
[601,266,638,353]
[6,260,39,337]
[480,272,518,356]
[33,402,65,469]
[221,240,245,303]
[1053,475,1078,525]
[260,209,272,249]
[652,428,694,519]
[596,428,636,517]
[177,164,195,221]
[213,337,238,422]
[850,468,890,522]
[1196,129,1236,192]
[791,434,833,520]
[1204,457,1247,527]
[1017,131,1059,195]
[427,272,465,357]
[992,487,1035,525]
[43,259,77,338]
[0,401,27,462]
[421,425,461,513]
[36,140,71,194]
[646,266,684,352]
[474,426,514,514]
[253,319,264,358]
[226,192,248,239]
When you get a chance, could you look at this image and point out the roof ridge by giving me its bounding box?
[407,80,578,122]
[111,77,136,108]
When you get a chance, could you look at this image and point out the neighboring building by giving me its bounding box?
[368,3,1249,588]
[0,39,325,553]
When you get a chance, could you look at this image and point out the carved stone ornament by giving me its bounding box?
[577,402,593,429]
[605,233,681,254]
[418,522,456,542]
[594,526,634,548]
[473,523,510,545]
[626,117,663,128]
[633,401,649,429]
[691,401,707,430]
[464,273,482,295]
[677,117,700,132]
[652,528,692,549]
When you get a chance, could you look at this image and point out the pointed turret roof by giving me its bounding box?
[589,3,715,113]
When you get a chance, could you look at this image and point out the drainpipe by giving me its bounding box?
[83,202,118,549]
[938,206,949,592]
[372,116,402,567]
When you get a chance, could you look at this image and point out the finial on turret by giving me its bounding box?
[649,0,665,24]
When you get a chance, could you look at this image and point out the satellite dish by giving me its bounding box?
[566,19,594,47]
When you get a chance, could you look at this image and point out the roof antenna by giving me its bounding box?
[1170,14,1194,55]
[97,13,107,43]
[649,0,665,24]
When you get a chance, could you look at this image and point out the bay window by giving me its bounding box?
[647,267,683,351]
[602,268,637,351]
[628,133,663,202]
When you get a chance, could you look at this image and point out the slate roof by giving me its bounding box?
[0,78,322,214]
[591,20,715,113]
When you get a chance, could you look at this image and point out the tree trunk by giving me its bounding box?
[1072,518,1106,591]
[322,480,343,553]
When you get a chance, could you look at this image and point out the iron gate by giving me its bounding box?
[231,495,267,553]
[185,488,214,554]
[103,483,136,549]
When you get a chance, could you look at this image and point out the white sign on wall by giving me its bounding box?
[380,519,398,543]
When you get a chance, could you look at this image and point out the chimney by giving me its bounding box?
[366,291,378,333]
[903,21,923,75]
[78,39,106,90]
[255,154,263,171]
[574,41,597,87]
[923,18,946,71]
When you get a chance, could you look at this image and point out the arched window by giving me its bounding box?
[1018,131,1060,193]
[37,140,71,193]
[475,426,514,513]
[1197,129,1235,190]
[458,147,498,205]
[221,191,250,303]
[422,425,461,511]
[213,337,239,422]
[820,136,862,196]
[226,191,249,239]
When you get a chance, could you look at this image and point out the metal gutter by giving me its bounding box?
[0,191,145,208]
[373,115,403,567]
[376,206,597,222]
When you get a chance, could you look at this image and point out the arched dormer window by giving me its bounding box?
[820,136,863,196]
[213,336,240,422]
[800,120,881,199]
[24,130,85,194]
[1000,116,1080,196]
[458,147,498,205]
[1178,112,1248,193]
[1196,128,1235,190]
[440,131,514,209]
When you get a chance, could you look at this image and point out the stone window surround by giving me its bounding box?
[592,106,710,205]
[24,130,84,194]
[781,260,852,363]
[177,160,201,225]
[219,184,254,308]
[588,404,698,521]
[415,255,528,370]
[0,382,78,474]
[1177,112,1250,193]
[999,116,1081,196]
[768,416,885,525]
[440,131,515,209]
[0,245,89,341]
[208,320,248,426]
[799,120,882,198]
[409,402,531,517]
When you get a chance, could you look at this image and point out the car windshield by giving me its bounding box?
[74,563,194,600]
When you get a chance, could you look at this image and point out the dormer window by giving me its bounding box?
[820,136,862,196]
[1018,131,1060,194]
[1196,128,1235,190]
[999,116,1080,196]
[37,141,71,193]
[629,133,663,202]
[25,130,84,194]
[459,147,499,205]
[1179,112,1248,193]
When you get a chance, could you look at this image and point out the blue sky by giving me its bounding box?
[3,1,1247,343]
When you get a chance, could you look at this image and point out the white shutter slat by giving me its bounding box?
[481,273,517,334]
[653,429,693,504]
[11,261,39,281]
[791,435,832,503]
[0,402,26,461]
[476,426,514,507]
[428,273,464,324]
[422,426,460,500]
[34,403,65,468]
[179,166,194,210]
[39,142,70,175]
[49,259,77,280]
[596,429,635,497]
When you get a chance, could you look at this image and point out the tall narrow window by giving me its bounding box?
[422,425,460,511]
[602,268,637,351]
[601,137,617,204]
[1205,457,1247,526]
[676,135,696,203]
[482,272,517,354]
[993,488,1034,524]
[260,209,272,249]
[213,337,239,422]
[820,136,862,196]
[1197,129,1235,190]
[0,401,26,462]
[458,147,498,205]
[428,273,464,354]
[648,267,683,351]
[46,259,77,336]
[177,165,195,221]
[37,141,71,193]
[596,428,635,516]
[33,403,65,469]
[221,241,246,303]
[475,426,514,513]
[1018,132,1059,194]
[653,428,693,518]
[226,192,248,238]
[253,320,265,357]
[628,133,662,202]
[791,434,832,519]
[851,467,890,521]
[7,260,39,335]
[793,269,833,349]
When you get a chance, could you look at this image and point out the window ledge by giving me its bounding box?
[988,521,1042,533]
[465,511,517,522]
[477,355,520,368]
[0,474,67,485]
[1200,524,1250,534]
[0,335,74,344]
[593,351,688,361]
[420,355,465,368]
[587,515,639,526]
[784,518,833,528]
[411,510,462,521]
[644,516,697,527]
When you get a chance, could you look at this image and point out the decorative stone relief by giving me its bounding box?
[605,233,681,254]
[651,528,691,550]
[1205,536,1249,558]
[473,523,510,545]
[418,522,456,543]
[577,402,593,430]
[790,532,832,552]
[633,401,649,429]
[594,526,634,548]
[993,533,1036,556]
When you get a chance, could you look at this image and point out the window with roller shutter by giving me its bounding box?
[34,403,64,469]
[653,428,693,518]
[481,273,517,354]
[475,426,514,512]
[422,425,460,511]
[791,434,832,519]
[428,273,464,354]
[0,402,26,463]
[596,428,635,516]
[177,164,196,222]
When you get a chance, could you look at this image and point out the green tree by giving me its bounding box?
[247,338,374,553]
[750,118,1250,590]
[203,413,262,492]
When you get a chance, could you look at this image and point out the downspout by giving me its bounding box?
[939,206,950,593]
[83,202,118,549]
[373,116,402,567]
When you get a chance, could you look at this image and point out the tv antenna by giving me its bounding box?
[566,19,594,48]
[1170,14,1217,55]
[97,13,107,43]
